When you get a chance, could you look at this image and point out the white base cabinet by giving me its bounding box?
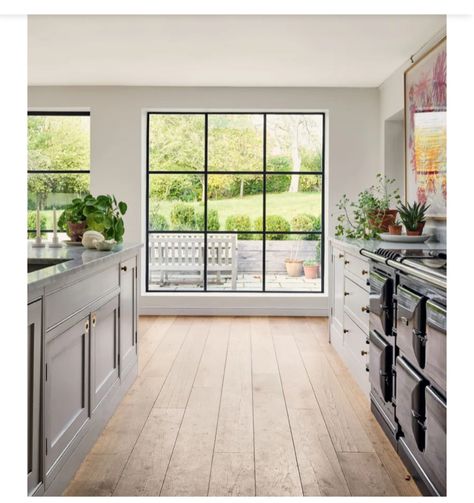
[329,239,370,397]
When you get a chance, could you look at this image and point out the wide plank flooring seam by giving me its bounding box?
[206,319,231,496]
[111,319,192,496]
[138,316,177,373]
[293,324,353,496]
[249,319,257,497]
[158,323,211,496]
[139,317,181,375]
[270,331,305,496]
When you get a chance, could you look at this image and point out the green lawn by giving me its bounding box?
[32,191,322,232]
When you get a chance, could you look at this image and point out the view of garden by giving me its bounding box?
[147,113,324,292]
[27,114,90,237]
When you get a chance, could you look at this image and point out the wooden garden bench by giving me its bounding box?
[149,233,237,289]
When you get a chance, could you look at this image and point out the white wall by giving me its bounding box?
[28,86,380,315]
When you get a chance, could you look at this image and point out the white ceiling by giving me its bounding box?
[28,15,446,87]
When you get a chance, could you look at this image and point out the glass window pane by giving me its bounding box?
[266,174,322,230]
[149,114,205,171]
[27,173,90,232]
[148,233,204,291]
[207,174,263,232]
[28,115,90,171]
[265,235,322,292]
[266,114,323,172]
[207,233,263,291]
[208,114,263,171]
[149,174,204,231]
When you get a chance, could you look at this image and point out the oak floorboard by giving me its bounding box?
[293,319,374,454]
[271,319,350,496]
[208,452,255,496]
[112,408,185,496]
[337,452,399,496]
[153,317,210,409]
[159,318,229,496]
[251,317,303,497]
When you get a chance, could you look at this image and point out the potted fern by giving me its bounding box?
[397,201,430,236]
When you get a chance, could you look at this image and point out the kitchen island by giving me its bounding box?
[27,242,142,496]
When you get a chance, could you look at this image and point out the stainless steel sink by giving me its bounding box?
[28,258,71,273]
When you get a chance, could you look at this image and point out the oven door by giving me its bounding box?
[369,330,393,403]
[424,386,447,495]
[396,356,426,453]
[396,285,427,369]
[425,300,447,393]
[369,269,393,337]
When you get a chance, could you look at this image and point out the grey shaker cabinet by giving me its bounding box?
[90,294,120,412]
[27,299,43,495]
[28,244,141,495]
[44,313,90,479]
[119,256,138,376]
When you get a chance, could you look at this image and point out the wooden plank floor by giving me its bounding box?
[64,316,420,497]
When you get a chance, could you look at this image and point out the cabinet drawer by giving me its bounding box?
[344,253,370,290]
[46,265,119,330]
[343,311,369,359]
[343,313,369,396]
[344,277,370,332]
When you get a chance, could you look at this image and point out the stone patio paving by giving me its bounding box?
[148,272,321,292]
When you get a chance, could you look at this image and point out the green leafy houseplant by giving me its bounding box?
[58,193,128,242]
[335,174,400,240]
[397,201,430,235]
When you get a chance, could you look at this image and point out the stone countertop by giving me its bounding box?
[28,241,143,290]
[330,236,446,256]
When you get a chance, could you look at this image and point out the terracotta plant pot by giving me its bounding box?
[303,264,320,279]
[388,224,402,235]
[368,209,398,232]
[406,222,426,236]
[67,221,87,242]
[285,259,304,277]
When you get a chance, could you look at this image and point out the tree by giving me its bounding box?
[267,115,322,193]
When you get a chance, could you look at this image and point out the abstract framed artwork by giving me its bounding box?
[404,37,447,219]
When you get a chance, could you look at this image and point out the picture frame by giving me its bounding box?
[404,37,447,220]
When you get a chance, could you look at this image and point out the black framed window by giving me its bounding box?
[27,111,91,238]
[146,112,325,293]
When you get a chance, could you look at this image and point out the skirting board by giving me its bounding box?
[139,293,329,317]
[140,306,329,316]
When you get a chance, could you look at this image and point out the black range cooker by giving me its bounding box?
[361,247,447,497]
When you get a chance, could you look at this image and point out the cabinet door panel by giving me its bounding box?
[120,257,137,375]
[45,315,90,475]
[91,295,119,411]
[27,300,42,495]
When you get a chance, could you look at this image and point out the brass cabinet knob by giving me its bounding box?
[85,320,89,332]
[344,291,350,296]
[92,314,97,327]
[121,265,127,272]
[361,350,368,356]
[338,253,344,258]
[343,329,349,334]
[361,305,370,313]
[361,269,368,275]
[344,260,350,265]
